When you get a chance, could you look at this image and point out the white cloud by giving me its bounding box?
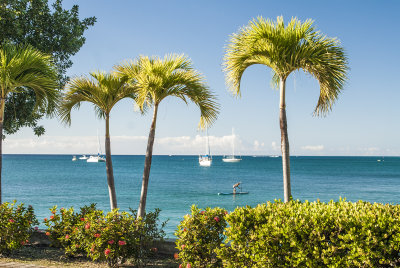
[301,145,324,151]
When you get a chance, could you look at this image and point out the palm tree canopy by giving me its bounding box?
[114,54,219,128]
[224,16,349,115]
[0,43,59,114]
[60,71,136,124]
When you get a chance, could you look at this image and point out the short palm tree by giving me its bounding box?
[115,54,219,218]
[224,16,348,202]
[60,71,136,210]
[0,43,58,204]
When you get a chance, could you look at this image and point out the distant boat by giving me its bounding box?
[199,127,212,166]
[270,155,279,158]
[72,156,77,161]
[222,128,241,163]
[79,155,88,160]
[87,131,106,163]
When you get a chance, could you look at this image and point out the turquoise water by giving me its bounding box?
[3,155,400,237]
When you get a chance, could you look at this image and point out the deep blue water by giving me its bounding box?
[3,155,399,237]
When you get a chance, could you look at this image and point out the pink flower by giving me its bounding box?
[118,240,126,246]
[151,247,158,252]
[174,252,179,259]
[90,246,95,252]
[85,223,90,229]
[225,211,228,215]
[104,248,111,256]
[181,244,185,249]
[214,216,220,222]
[75,244,79,248]
[8,219,15,223]
[20,241,25,245]
[34,227,39,231]
[94,233,101,238]
[108,240,114,245]
[187,263,192,268]
[200,211,205,215]
[45,232,50,236]
[65,235,70,240]
[179,265,182,268]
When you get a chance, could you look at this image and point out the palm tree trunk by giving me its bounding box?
[279,77,291,202]
[105,114,117,210]
[137,103,159,219]
[0,98,4,204]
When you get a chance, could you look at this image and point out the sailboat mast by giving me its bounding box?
[206,127,211,156]
[232,128,235,157]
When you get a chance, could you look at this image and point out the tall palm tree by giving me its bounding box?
[0,43,58,204]
[115,54,219,218]
[60,71,136,210]
[224,16,348,202]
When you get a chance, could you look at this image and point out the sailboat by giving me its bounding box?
[222,128,242,163]
[79,155,88,160]
[199,127,212,166]
[87,130,106,163]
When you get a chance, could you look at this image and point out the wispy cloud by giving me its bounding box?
[301,145,324,151]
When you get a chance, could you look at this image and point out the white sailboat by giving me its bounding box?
[199,127,212,166]
[72,156,77,161]
[222,128,242,163]
[87,131,106,163]
[79,155,88,160]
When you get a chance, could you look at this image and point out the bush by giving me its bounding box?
[216,199,400,267]
[0,201,38,255]
[44,205,166,267]
[175,205,227,268]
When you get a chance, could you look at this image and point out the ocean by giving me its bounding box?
[3,155,400,237]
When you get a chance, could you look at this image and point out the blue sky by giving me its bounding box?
[5,0,400,156]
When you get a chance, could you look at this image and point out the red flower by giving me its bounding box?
[51,211,56,214]
[8,219,15,223]
[75,244,79,248]
[85,223,90,229]
[90,246,95,252]
[179,265,182,268]
[183,228,187,232]
[108,240,114,245]
[118,240,126,246]
[20,241,25,245]
[187,263,192,268]
[174,252,179,260]
[50,215,54,220]
[151,247,158,252]
[214,216,220,222]
[45,232,50,236]
[80,217,85,221]
[34,227,39,231]
[94,233,101,238]
[44,218,48,222]
[26,240,29,243]
[200,211,205,215]
[65,235,70,240]
[104,248,111,256]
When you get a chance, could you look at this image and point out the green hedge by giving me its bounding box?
[177,200,400,268]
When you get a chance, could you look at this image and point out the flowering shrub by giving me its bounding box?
[0,201,38,255]
[175,205,227,268]
[216,199,400,267]
[44,205,166,267]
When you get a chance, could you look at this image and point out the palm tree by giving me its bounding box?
[60,71,136,210]
[115,54,219,218]
[224,16,348,202]
[0,43,58,204]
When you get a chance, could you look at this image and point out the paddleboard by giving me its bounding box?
[218,192,249,195]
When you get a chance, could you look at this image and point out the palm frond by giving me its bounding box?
[224,16,348,115]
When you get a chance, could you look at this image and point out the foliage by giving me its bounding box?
[0,0,96,136]
[215,200,400,267]
[175,205,227,268]
[0,201,38,255]
[223,16,348,116]
[44,205,166,267]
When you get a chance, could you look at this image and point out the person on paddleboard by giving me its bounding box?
[233,182,240,194]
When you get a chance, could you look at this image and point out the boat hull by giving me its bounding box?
[222,158,241,162]
[87,156,106,163]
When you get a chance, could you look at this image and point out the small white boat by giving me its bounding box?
[87,131,106,163]
[72,156,77,161]
[79,155,88,160]
[199,127,212,166]
[87,154,106,163]
[222,128,242,163]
